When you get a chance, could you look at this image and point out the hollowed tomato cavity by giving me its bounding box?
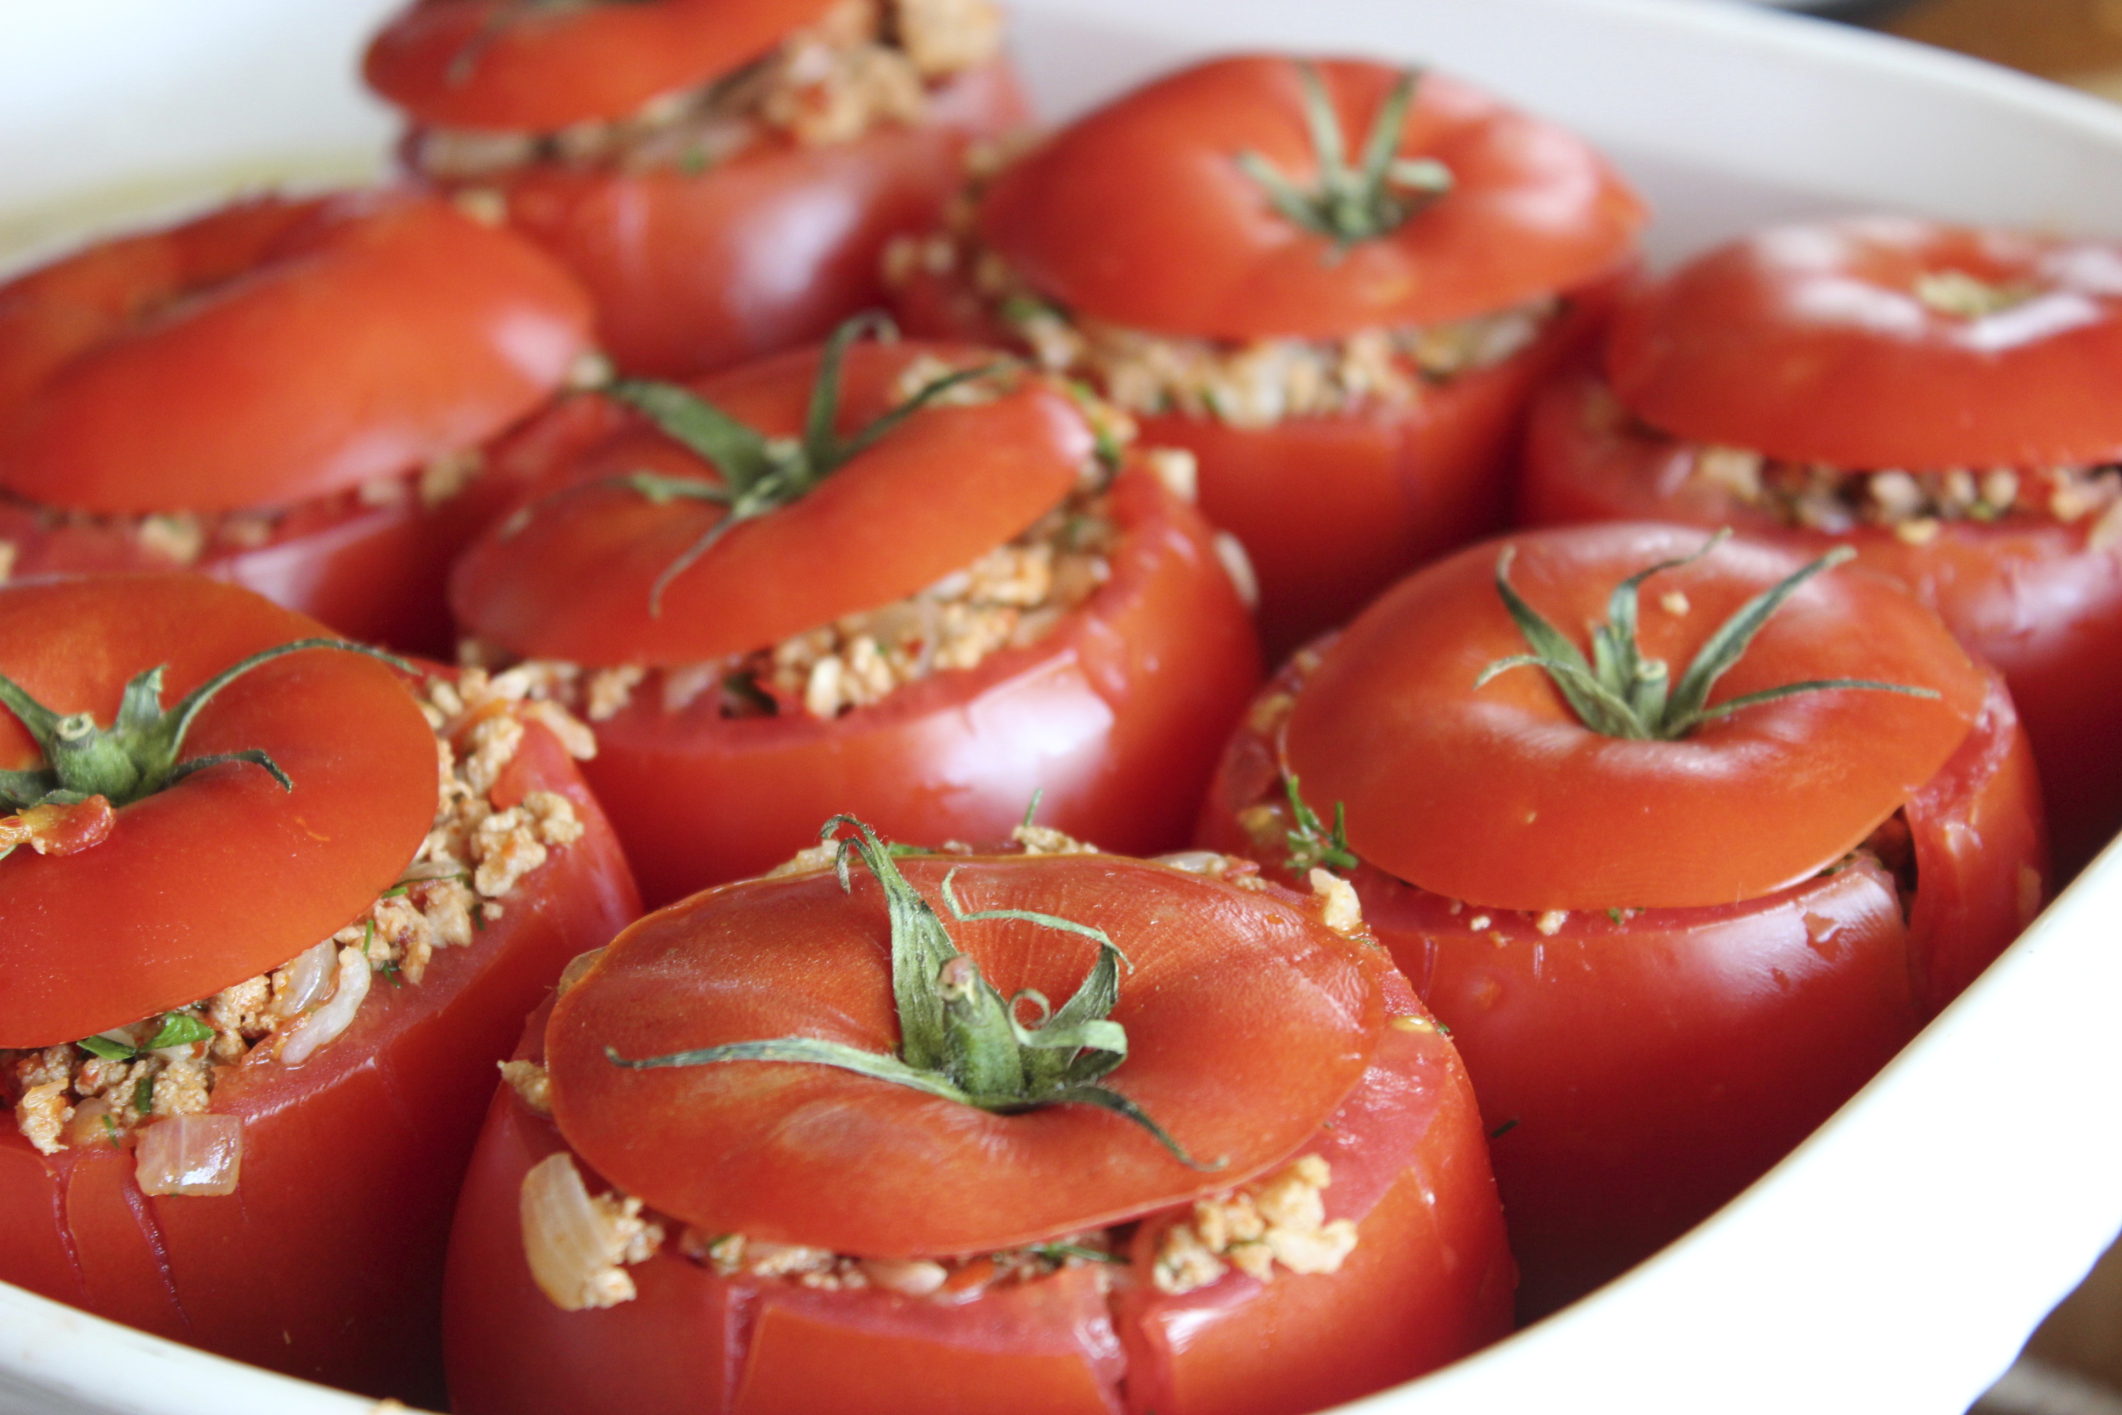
[445,857,1512,1415]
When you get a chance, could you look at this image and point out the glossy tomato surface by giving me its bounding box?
[449,59,1030,376]
[0,683,641,1403]
[366,0,836,130]
[586,464,1257,904]
[1604,218,2122,471]
[445,854,1512,1415]
[978,56,1644,341]
[0,191,593,514]
[1523,366,2122,876]
[1199,539,2047,1316]
[1284,526,1990,911]
[0,577,436,1044]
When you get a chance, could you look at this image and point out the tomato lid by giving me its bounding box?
[364,0,836,131]
[546,849,1383,1256]
[1283,524,1988,911]
[449,339,1092,666]
[0,192,594,515]
[978,55,1645,341]
[0,577,438,1046]
[1607,218,2122,471]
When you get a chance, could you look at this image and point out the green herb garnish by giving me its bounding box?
[1281,774,1357,875]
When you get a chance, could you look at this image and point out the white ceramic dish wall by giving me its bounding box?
[3,1,2121,1411]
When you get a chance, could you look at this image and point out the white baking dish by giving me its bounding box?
[4,0,2121,1411]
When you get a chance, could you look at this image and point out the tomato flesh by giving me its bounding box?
[977,57,1644,340]
[0,193,593,514]
[1605,218,2122,471]
[445,899,1510,1415]
[0,577,438,1045]
[1284,524,1989,910]
[574,465,1260,904]
[0,718,642,1403]
[365,0,839,131]
[1200,627,2046,1318]
[435,59,1030,376]
[1523,366,2122,875]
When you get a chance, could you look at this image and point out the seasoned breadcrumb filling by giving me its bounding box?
[412,0,1003,181]
[0,449,485,579]
[1687,440,2122,546]
[1,669,595,1157]
[884,200,1559,429]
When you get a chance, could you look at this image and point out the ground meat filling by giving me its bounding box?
[0,449,489,581]
[1575,381,2122,545]
[884,201,1562,429]
[411,0,1004,181]
[517,1142,1355,1313]
[0,669,596,1158]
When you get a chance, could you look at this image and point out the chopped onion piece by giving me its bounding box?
[520,1152,647,1312]
[271,939,340,1018]
[134,1114,243,1196]
[279,945,370,1067]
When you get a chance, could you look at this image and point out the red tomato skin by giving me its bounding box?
[1603,219,2122,471]
[0,723,641,1404]
[583,466,1261,906]
[0,192,594,514]
[1521,366,2122,876]
[1200,658,2045,1318]
[365,0,838,131]
[445,976,1509,1415]
[975,57,1646,341]
[441,59,1030,377]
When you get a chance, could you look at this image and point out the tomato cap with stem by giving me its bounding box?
[607,815,1217,1167]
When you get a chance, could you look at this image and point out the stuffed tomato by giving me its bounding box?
[367,0,1030,377]
[0,576,639,1404]
[449,326,1260,906]
[1198,523,2047,1318]
[444,817,1512,1415]
[0,191,595,655]
[889,53,1644,655]
[1522,217,2122,874]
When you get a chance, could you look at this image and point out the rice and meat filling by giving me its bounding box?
[1,670,595,1161]
[885,206,1561,430]
[412,0,1005,180]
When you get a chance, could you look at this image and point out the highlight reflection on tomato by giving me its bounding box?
[1522,217,2122,874]
[893,53,1645,655]
[0,191,595,653]
[1198,524,2046,1316]
[450,334,1261,905]
[0,576,639,1404]
[370,0,1032,376]
[444,823,1513,1415]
